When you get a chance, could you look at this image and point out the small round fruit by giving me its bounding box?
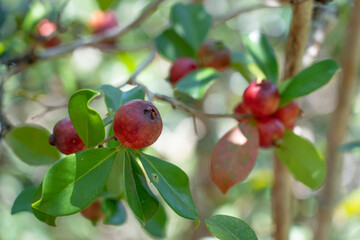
[49,117,86,155]
[233,102,251,123]
[113,99,163,149]
[90,10,118,34]
[81,199,103,224]
[257,118,285,148]
[197,39,231,71]
[169,57,198,85]
[243,80,280,118]
[36,19,60,48]
[274,100,300,129]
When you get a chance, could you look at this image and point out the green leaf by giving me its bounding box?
[124,150,159,225]
[32,185,57,226]
[170,3,212,50]
[97,0,121,10]
[339,141,360,152]
[144,202,167,238]
[243,33,278,83]
[231,52,254,83]
[138,152,199,220]
[11,186,37,214]
[280,60,340,105]
[155,28,195,61]
[211,123,259,194]
[120,86,145,106]
[68,89,105,148]
[101,199,126,225]
[106,148,125,198]
[32,148,117,216]
[5,125,60,165]
[176,68,219,100]
[206,215,258,240]
[107,124,121,148]
[275,130,326,189]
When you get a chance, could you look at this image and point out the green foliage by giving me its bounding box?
[339,141,360,152]
[243,33,278,83]
[68,89,105,148]
[106,148,125,198]
[11,186,37,214]
[176,68,219,100]
[231,52,254,83]
[275,130,326,189]
[206,215,258,240]
[5,125,60,165]
[279,59,340,105]
[124,150,159,225]
[144,203,167,238]
[32,148,117,216]
[138,152,199,220]
[101,198,127,225]
[97,0,121,11]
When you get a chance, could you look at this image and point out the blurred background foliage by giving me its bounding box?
[1,0,360,239]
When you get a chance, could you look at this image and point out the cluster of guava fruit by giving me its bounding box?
[234,80,300,148]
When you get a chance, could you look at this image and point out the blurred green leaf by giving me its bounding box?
[339,141,360,152]
[5,125,60,165]
[275,130,326,189]
[243,33,278,83]
[106,148,125,198]
[32,185,57,226]
[170,3,212,50]
[97,0,121,10]
[231,52,254,83]
[137,152,199,220]
[206,215,258,240]
[118,52,136,72]
[11,186,37,214]
[124,150,159,225]
[176,68,219,100]
[144,203,167,238]
[68,89,105,148]
[32,148,117,216]
[22,1,48,32]
[339,188,360,216]
[211,124,259,194]
[101,198,126,225]
[280,60,340,105]
[155,28,195,61]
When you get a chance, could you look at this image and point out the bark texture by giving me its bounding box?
[315,1,360,239]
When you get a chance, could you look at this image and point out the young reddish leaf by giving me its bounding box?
[211,123,259,194]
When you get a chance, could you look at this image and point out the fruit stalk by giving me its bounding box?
[315,1,360,239]
[273,1,313,240]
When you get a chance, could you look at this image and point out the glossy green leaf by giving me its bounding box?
[32,185,57,226]
[155,28,195,61]
[170,3,212,50]
[107,124,121,148]
[231,52,254,83]
[32,148,117,216]
[97,0,121,10]
[120,86,145,106]
[124,151,159,225]
[176,68,219,100]
[339,141,360,152]
[211,123,259,194]
[68,89,105,148]
[144,203,167,238]
[280,60,340,105]
[275,130,326,189]
[101,199,126,225]
[138,152,199,220]
[106,148,125,198]
[243,33,278,83]
[11,186,37,214]
[5,125,60,165]
[206,215,258,240]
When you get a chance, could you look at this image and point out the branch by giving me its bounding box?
[315,1,360,239]
[273,1,313,240]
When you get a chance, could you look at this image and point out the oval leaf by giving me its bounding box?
[243,33,278,83]
[11,186,37,214]
[144,203,167,238]
[101,198,126,225]
[206,215,258,240]
[176,68,219,100]
[137,152,199,220]
[280,59,340,105]
[124,150,159,225]
[106,148,125,198]
[5,125,60,165]
[32,185,57,226]
[68,89,105,148]
[170,3,212,50]
[32,148,117,216]
[275,130,326,189]
[155,28,195,61]
[211,123,259,194]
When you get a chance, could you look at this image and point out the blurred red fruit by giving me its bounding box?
[169,57,198,85]
[197,39,231,71]
[274,100,300,129]
[257,118,285,148]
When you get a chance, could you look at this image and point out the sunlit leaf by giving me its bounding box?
[211,122,259,194]
[231,52,254,83]
[5,125,60,165]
